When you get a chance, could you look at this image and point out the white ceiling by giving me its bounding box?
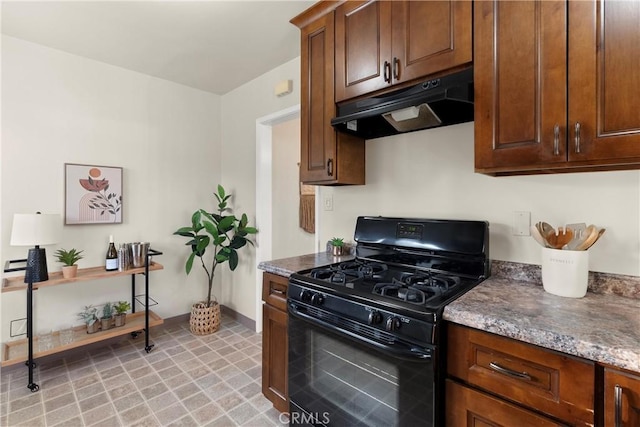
[1,1,315,95]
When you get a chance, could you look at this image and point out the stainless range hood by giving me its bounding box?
[331,68,474,140]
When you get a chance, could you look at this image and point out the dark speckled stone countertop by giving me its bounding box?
[257,252,354,277]
[445,260,640,372]
[258,255,640,372]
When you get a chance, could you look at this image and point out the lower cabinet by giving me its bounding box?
[604,367,640,426]
[261,272,289,413]
[447,323,595,426]
[446,379,563,426]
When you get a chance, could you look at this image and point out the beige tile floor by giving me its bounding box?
[0,318,287,426]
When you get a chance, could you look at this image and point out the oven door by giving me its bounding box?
[288,303,439,427]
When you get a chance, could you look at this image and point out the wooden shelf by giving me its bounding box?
[1,311,164,367]
[1,262,164,293]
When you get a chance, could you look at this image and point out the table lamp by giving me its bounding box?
[10,213,62,283]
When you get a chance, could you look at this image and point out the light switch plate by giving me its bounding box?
[324,194,333,211]
[512,211,531,236]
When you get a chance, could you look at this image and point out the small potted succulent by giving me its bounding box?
[100,302,113,331]
[113,301,131,327]
[55,248,84,279]
[330,237,345,256]
[77,305,99,334]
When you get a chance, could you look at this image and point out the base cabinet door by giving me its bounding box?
[446,380,563,426]
[604,367,640,426]
[262,303,288,413]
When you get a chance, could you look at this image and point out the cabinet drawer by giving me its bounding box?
[448,324,594,425]
[262,272,288,311]
[446,379,563,426]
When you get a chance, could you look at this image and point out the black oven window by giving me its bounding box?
[289,316,435,426]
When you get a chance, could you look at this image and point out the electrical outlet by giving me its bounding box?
[512,211,531,236]
[324,194,333,211]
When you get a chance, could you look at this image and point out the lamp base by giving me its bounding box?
[25,247,48,283]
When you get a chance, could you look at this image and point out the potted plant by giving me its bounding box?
[55,248,84,279]
[174,184,257,335]
[77,305,99,334]
[113,301,131,327]
[100,302,113,331]
[330,237,345,256]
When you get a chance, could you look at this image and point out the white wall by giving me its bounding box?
[272,118,315,259]
[1,36,222,341]
[319,122,640,276]
[220,57,301,320]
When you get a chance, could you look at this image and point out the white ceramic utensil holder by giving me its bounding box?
[541,247,589,298]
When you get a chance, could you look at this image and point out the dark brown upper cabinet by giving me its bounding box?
[334,0,472,103]
[293,2,366,186]
[475,0,640,175]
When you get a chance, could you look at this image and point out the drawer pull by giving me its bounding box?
[270,288,286,296]
[489,361,532,381]
[615,384,623,427]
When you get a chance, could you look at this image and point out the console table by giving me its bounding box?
[2,250,164,392]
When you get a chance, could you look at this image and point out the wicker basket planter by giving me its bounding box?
[190,301,221,335]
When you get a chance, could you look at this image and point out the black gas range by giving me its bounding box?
[287,216,489,426]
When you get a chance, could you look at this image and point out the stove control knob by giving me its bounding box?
[300,290,312,302]
[310,293,324,306]
[385,316,401,331]
[368,311,382,325]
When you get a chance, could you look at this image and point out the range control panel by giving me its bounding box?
[397,223,424,240]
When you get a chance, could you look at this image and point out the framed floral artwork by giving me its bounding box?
[65,163,123,225]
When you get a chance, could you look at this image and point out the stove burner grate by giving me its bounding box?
[372,273,461,305]
[310,261,388,285]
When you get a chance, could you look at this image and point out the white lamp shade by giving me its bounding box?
[10,213,62,246]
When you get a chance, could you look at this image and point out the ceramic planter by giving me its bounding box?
[61,265,78,279]
[331,245,344,256]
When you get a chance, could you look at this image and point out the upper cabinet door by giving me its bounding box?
[390,1,471,84]
[568,0,640,163]
[299,13,336,183]
[474,0,568,173]
[335,0,392,102]
[335,0,471,103]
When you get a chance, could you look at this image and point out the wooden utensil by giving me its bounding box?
[584,228,606,250]
[530,225,549,248]
[575,225,598,251]
[553,227,574,249]
[536,222,557,248]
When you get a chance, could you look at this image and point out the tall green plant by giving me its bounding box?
[174,185,258,306]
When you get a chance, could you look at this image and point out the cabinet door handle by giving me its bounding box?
[393,57,400,80]
[383,61,391,83]
[553,124,560,155]
[327,159,334,176]
[615,384,623,427]
[574,122,581,153]
[488,362,532,381]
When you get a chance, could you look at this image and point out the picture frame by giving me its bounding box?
[64,163,123,225]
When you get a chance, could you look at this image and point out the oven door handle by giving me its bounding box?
[289,304,433,361]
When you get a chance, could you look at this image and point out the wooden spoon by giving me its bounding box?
[536,222,557,248]
[584,228,606,250]
[575,225,598,251]
[530,225,549,248]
